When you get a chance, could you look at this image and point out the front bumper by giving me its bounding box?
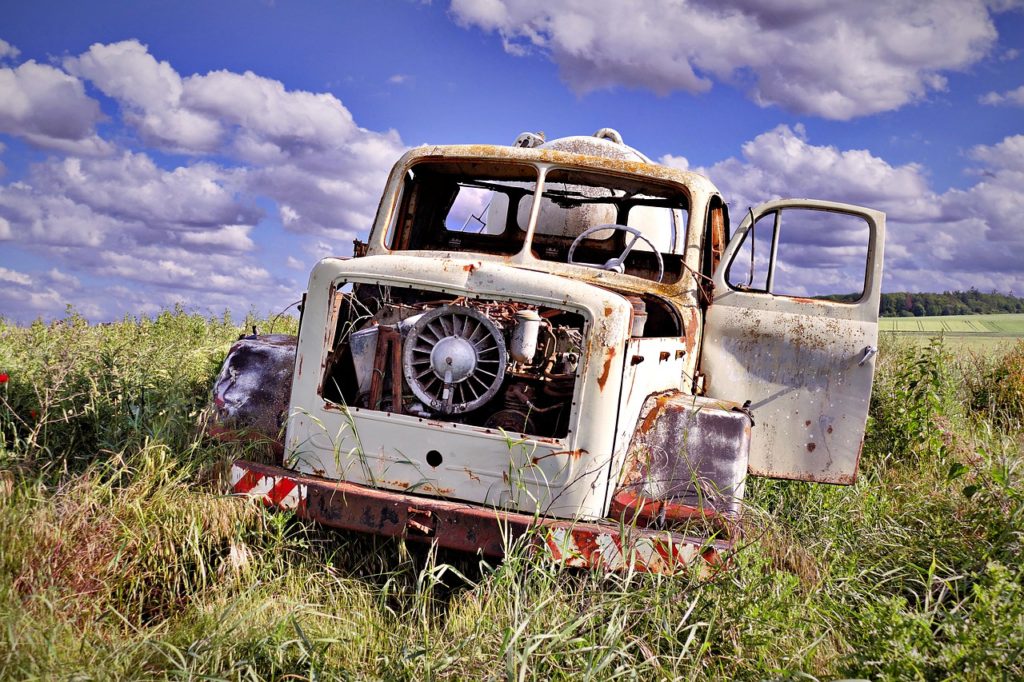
[230,459,730,576]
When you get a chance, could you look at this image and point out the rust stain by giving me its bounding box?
[297,355,303,378]
[608,490,733,536]
[532,448,587,463]
[684,307,699,356]
[603,305,614,318]
[463,263,478,273]
[597,346,616,390]
[827,425,833,434]
[806,443,816,452]
[805,420,811,427]
[417,143,703,192]
[383,480,411,489]
[422,485,453,495]
[640,393,672,433]
[464,468,481,483]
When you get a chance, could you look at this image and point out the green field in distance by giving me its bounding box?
[879,313,1024,353]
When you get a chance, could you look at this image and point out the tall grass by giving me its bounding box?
[1,311,1021,680]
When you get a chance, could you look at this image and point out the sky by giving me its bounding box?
[0,0,1023,322]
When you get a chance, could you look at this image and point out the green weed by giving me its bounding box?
[0,313,1021,680]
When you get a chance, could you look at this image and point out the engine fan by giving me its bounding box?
[402,305,507,414]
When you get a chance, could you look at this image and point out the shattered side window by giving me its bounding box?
[387,161,538,256]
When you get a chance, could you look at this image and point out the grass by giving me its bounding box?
[880,313,1024,335]
[1,310,1022,680]
[881,313,1024,354]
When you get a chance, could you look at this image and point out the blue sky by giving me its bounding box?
[1,0,1023,322]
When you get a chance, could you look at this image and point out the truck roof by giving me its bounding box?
[392,143,722,200]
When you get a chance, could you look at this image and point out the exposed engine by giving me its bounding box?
[322,284,586,438]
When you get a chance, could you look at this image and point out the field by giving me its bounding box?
[1,310,1023,680]
[881,313,1024,353]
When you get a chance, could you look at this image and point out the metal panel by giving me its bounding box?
[701,199,885,483]
[613,393,750,525]
[603,337,687,510]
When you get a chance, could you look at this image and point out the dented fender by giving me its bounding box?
[611,392,751,529]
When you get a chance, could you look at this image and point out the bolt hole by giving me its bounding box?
[426,450,443,468]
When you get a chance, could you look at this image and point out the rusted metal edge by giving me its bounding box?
[607,490,736,538]
[229,460,730,576]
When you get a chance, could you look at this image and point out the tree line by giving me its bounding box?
[878,290,1024,317]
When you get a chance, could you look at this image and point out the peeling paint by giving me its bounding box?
[597,347,616,390]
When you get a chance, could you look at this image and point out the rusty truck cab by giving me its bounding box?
[217,129,885,574]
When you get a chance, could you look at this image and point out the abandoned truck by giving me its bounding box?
[213,128,885,574]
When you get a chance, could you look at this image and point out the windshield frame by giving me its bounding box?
[368,145,713,298]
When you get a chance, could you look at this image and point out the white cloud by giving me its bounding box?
[0,149,277,323]
[0,39,408,321]
[0,265,31,286]
[966,134,1024,172]
[285,255,305,270]
[658,154,690,171]
[0,59,112,155]
[941,135,1024,243]
[46,268,80,287]
[388,74,410,84]
[178,224,256,251]
[665,126,1024,295]
[65,40,405,238]
[695,124,939,221]
[980,84,1024,106]
[450,0,1005,119]
[28,153,259,230]
[0,39,19,61]
[65,40,223,152]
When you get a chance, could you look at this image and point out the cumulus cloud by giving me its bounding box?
[696,124,939,220]
[940,135,1024,245]
[46,268,80,287]
[0,39,18,61]
[450,0,1004,119]
[0,150,281,311]
[0,39,409,321]
[64,40,405,238]
[0,265,32,286]
[658,154,690,171]
[966,134,1024,172]
[980,84,1024,106]
[0,59,112,155]
[670,126,1024,296]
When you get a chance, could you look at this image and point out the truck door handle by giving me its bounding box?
[858,345,878,366]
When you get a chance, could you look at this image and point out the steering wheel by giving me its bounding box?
[567,224,664,283]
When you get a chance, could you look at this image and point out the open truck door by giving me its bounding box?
[701,199,885,484]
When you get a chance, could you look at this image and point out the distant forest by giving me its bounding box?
[878,290,1024,317]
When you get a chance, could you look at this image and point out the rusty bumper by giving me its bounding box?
[230,460,729,576]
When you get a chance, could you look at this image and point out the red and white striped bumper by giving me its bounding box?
[230,465,306,511]
[229,460,728,576]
